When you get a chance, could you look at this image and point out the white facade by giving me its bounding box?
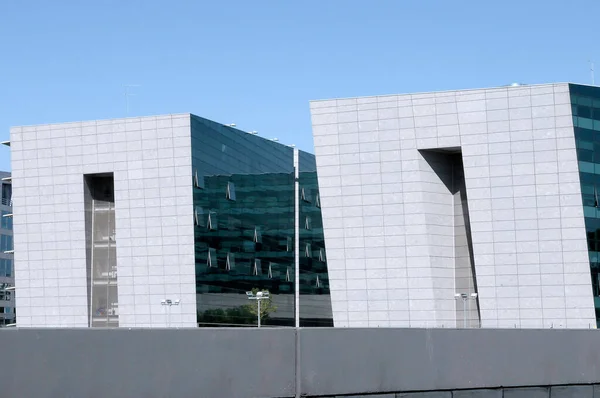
[10,114,197,327]
[310,83,597,329]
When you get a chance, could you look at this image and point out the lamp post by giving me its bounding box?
[160,298,180,327]
[246,290,270,328]
[454,292,478,328]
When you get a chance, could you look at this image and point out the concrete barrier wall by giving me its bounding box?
[300,328,600,396]
[0,328,296,398]
[1,328,600,398]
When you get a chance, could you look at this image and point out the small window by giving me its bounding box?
[226,253,235,271]
[194,207,205,227]
[193,169,205,189]
[286,266,293,282]
[315,275,321,288]
[0,235,12,252]
[305,216,312,230]
[319,248,326,262]
[207,248,217,268]
[1,184,11,206]
[226,182,236,201]
[286,236,293,252]
[301,187,311,203]
[268,262,274,279]
[315,193,321,208]
[253,226,262,243]
[253,259,262,276]
[207,212,218,231]
[305,243,312,258]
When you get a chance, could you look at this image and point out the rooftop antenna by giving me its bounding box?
[124,84,141,116]
[590,60,595,85]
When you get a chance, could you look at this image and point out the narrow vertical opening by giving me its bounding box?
[419,148,480,328]
[84,173,118,328]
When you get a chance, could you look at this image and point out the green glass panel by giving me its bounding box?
[579,161,594,173]
[571,83,600,325]
[579,106,592,118]
[579,96,593,107]
[579,139,594,150]
[579,117,594,129]
[190,115,332,328]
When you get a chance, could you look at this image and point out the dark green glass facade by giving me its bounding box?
[190,116,332,327]
[570,84,600,327]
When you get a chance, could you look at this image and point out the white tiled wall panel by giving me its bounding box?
[10,114,197,327]
[311,83,596,329]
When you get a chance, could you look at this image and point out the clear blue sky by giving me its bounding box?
[0,0,598,171]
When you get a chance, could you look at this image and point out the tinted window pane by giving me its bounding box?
[191,116,332,328]
[570,83,600,326]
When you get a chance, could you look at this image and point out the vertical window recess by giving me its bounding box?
[226,182,236,201]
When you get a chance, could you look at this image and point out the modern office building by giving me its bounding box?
[0,171,15,326]
[9,114,332,328]
[310,82,600,329]
[10,83,600,330]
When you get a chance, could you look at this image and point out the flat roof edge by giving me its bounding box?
[10,113,193,130]
[309,82,576,103]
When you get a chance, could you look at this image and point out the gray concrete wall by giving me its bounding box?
[300,328,600,396]
[1,327,600,398]
[0,328,296,398]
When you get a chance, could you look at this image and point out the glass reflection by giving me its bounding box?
[191,116,332,327]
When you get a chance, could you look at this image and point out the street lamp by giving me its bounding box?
[455,292,478,328]
[161,299,180,327]
[246,290,270,328]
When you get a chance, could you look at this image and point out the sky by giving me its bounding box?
[0,0,598,171]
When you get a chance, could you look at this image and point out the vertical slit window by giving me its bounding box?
[286,266,293,282]
[207,212,218,231]
[207,248,217,268]
[319,248,326,262]
[286,236,293,252]
[305,243,312,258]
[254,226,262,243]
[301,187,311,203]
[305,216,312,230]
[226,252,235,271]
[226,182,236,201]
[315,193,321,208]
[253,259,262,276]
[194,207,205,227]
[268,262,274,279]
[193,169,205,189]
[315,275,321,288]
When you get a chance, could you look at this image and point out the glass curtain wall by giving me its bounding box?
[191,116,332,327]
[570,84,600,327]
